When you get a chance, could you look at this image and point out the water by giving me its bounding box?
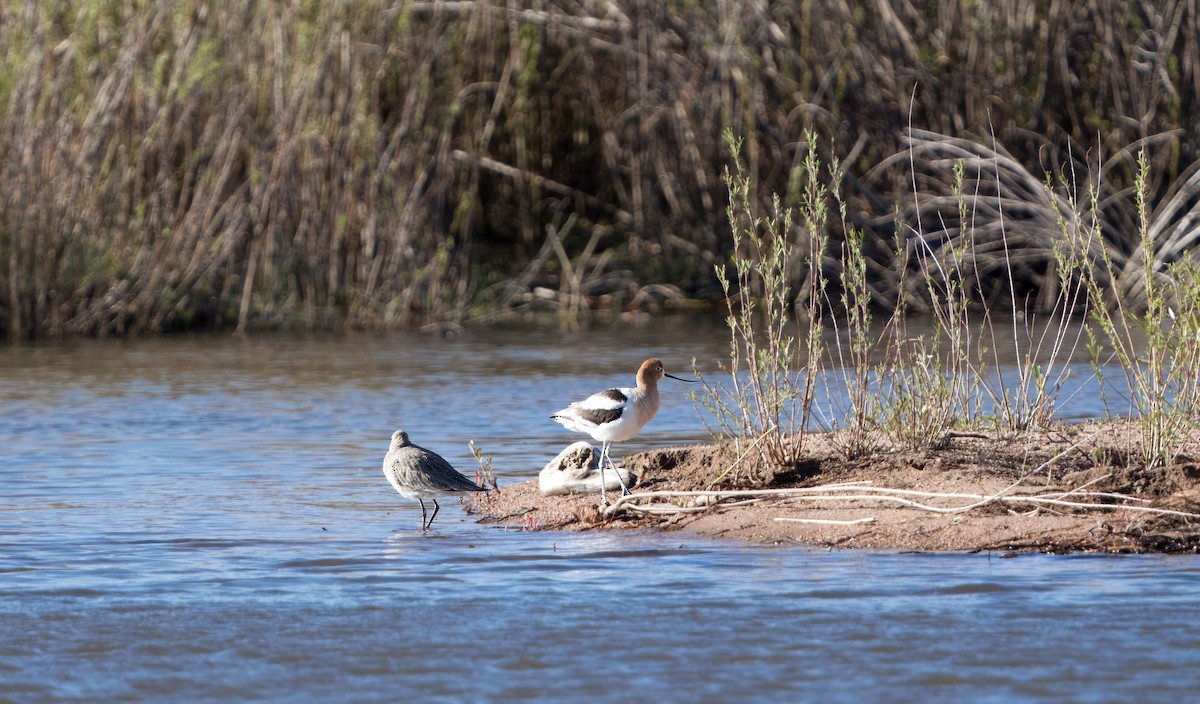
[2,322,1198,702]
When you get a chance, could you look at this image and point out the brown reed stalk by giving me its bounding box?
[2,1,1199,340]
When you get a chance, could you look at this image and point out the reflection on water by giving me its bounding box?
[1,322,1197,702]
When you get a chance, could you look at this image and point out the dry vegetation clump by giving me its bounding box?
[3,2,1200,339]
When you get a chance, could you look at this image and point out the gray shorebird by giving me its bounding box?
[551,358,696,504]
[382,429,487,530]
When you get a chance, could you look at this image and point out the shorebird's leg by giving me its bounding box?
[612,446,631,495]
[429,499,441,528]
[599,442,609,505]
[418,499,429,530]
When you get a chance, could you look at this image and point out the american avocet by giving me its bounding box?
[551,358,696,504]
[382,429,487,530]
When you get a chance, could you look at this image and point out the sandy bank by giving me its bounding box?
[467,420,1200,554]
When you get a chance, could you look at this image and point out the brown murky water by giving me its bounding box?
[2,321,1197,702]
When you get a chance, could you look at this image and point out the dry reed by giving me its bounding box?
[3,1,1199,339]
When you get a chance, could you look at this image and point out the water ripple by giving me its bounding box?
[2,334,1199,703]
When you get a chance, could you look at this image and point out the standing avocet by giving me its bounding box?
[382,429,487,530]
[551,358,696,504]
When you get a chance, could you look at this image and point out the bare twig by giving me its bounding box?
[775,517,877,525]
[605,482,1200,521]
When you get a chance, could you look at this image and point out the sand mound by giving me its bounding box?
[467,420,1200,554]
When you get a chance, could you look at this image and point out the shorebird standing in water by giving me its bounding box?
[551,358,696,504]
[382,429,487,530]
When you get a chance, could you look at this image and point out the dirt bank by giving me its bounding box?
[467,420,1200,553]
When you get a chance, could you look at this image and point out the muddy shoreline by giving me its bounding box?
[468,420,1200,554]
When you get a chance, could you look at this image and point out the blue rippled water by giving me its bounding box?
[2,326,1198,703]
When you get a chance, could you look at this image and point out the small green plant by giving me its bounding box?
[882,158,983,447]
[1055,149,1200,466]
[822,152,886,458]
[879,334,964,449]
[970,141,1089,433]
[694,129,827,484]
[469,439,499,490]
[895,145,1086,441]
[464,440,500,517]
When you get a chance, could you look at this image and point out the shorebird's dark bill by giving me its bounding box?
[664,372,698,383]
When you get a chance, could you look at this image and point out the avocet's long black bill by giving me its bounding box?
[664,372,699,383]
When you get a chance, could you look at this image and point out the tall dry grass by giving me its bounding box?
[2,1,481,338]
[2,1,1199,339]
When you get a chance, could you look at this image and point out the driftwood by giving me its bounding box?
[601,434,1200,523]
[601,482,1200,523]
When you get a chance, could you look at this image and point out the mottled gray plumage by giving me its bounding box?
[382,429,486,530]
